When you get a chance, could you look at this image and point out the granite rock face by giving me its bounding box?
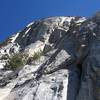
[0,13,100,100]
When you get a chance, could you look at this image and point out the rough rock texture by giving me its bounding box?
[0,12,100,100]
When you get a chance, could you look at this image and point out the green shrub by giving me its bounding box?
[21,50,43,65]
[5,53,27,71]
[32,50,43,60]
[5,50,43,70]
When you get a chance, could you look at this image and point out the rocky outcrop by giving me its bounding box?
[0,13,100,100]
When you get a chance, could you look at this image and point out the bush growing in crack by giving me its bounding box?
[4,50,44,70]
[27,50,44,65]
[5,53,28,71]
[31,50,43,60]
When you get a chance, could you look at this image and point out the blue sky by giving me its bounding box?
[0,0,100,42]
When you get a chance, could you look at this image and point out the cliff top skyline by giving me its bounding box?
[0,0,100,42]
